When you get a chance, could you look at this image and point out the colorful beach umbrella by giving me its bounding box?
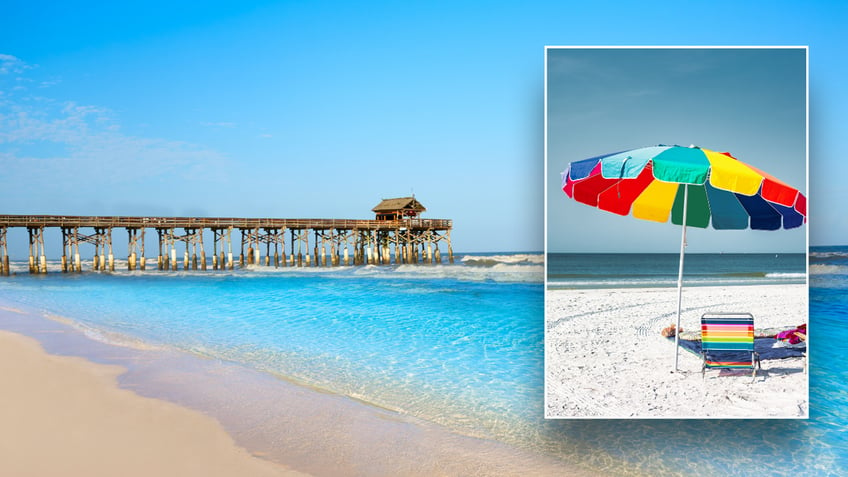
[561,144,806,370]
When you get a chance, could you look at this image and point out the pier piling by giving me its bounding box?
[0,227,8,276]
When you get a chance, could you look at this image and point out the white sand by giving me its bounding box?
[545,284,808,418]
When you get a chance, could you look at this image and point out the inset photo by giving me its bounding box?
[544,47,808,418]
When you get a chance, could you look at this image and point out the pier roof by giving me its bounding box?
[372,197,426,213]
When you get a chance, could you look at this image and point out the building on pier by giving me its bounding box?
[372,197,426,221]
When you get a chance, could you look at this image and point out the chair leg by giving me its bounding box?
[751,352,760,383]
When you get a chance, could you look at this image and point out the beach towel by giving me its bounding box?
[775,324,807,345]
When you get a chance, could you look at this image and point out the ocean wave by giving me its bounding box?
[1,257,544,284]
[461,254,544,267]
[42,312,166,352]
[547,271,808,289]
[353,262,544,283]
[765,272,808,279]
[810,251,848,259]
[810,264,848,275]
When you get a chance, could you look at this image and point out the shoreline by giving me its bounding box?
[546,280,807,291]
[0,327,304,477]
[545,284,809,418]
[0,299,599,477]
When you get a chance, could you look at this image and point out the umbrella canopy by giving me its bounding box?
[559,144,806,371]
[562,144,806,231]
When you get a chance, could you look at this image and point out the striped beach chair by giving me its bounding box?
[700,312,761,381]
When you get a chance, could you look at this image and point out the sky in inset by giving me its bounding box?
[546,47,807,253]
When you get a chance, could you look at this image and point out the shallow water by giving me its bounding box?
[0,255,545,448]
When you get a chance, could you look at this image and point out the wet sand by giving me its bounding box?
[0,328,305,477]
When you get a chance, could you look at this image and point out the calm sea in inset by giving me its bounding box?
[547,252,807,288]
[0,250,845,475]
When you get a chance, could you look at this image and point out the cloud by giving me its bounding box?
[0,54,31,75]
[0,56,231,191]
[1,104,230,183]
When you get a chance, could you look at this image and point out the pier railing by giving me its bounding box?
[0,215,452,230]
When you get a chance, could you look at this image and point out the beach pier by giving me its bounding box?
[0,201,452,274]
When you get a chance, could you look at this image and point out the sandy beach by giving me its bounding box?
[545,284,808,418]
[0,328,306,477]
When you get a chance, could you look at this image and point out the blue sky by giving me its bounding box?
[1,1,846,254]
[546,47,807,253]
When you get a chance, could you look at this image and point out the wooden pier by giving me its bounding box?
[0,199,454,275]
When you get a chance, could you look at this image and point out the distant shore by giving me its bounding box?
[545,284,808,418]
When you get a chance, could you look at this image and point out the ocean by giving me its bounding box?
[0,249,844,475]
[547,252,808,288]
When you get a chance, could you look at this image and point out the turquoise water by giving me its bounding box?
[0,250,845,475]
[0,254,546,447]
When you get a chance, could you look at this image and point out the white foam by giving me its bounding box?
[810,264,848,275]
[41,312,166,351]
[350,262,543,283]
[765,272,807,279]
[461,254,544,266]
[810,251,848,258]
[0,254,545,284]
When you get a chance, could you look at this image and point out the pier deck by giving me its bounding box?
[0,215,453,274]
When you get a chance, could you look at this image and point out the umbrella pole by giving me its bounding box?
[673,185,688,371]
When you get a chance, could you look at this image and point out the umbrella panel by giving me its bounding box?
[747,164,800,207]
[702,149,763,196]
[567,150,626,181]
[736,193,783,230]
[597,165,655,216]
[652,147,711,185]
[704,183,750,230]
[631,179,679,223]
[599,145,669,179]
[773,202,805,229]
[671,184,710,228]
[794,194,807,218]
[571,164,617,207]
